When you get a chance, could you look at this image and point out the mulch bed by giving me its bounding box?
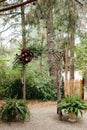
[28,100,57,108]
[0,100,57,108]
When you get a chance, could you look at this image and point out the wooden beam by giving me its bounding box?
[0,0,37,12]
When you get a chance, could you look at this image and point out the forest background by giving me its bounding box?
[0,0,87,101]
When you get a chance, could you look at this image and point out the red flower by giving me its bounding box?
[17,49,34,64]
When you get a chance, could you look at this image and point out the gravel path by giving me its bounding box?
[0,105,87,130]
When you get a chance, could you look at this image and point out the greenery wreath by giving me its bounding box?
[16,49,34,64]
[13,44,46,67]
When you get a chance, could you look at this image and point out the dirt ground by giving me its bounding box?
[0,101,87,130]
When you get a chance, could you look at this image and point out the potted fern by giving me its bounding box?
[58,95,87,122]
[0,99,30,122]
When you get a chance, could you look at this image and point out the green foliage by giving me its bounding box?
[28,44,46,58]
[0,55,8,81]
[0,64,57,100]
[26,75,57,101]
[0,42,56,101]
[25,65,57,101]
[58,95,87,117]
[0,99,30,122]
[0,67,22,99]
[0,77,23,99]
[75,39,87,74]
[0,79,22,99]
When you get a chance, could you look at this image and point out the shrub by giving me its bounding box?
[0,79,23,99]
[0,77,57,100]
[0,67,22,99]
[0,99,30,122]
[26,72,57,101]
[8,79,23,99]
[0,64,57,100]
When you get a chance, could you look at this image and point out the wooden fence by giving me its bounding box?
[64,80,84,98]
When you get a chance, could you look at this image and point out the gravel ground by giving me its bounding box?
[0,104,87,130]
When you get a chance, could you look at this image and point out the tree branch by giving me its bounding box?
[0,24,20,34]
[0,0,7,2]
[0,0,37,12]
[74,0,83,6]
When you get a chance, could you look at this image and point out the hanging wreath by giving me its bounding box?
[16,49,34,65]
[13,44,46,67]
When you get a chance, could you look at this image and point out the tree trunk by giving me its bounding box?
[69,30,75,80]
[46,0,64,114]
[21,5,26,100]
[39,23,44,70]
[46,0,57,77]
[68,0,77,80]
[65,45,69,80]
[22,65,26,99]
[21,5,26,48]
[57,59,63,101]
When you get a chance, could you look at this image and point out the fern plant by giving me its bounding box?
[58,95,87,117]
[0,99,30,122]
